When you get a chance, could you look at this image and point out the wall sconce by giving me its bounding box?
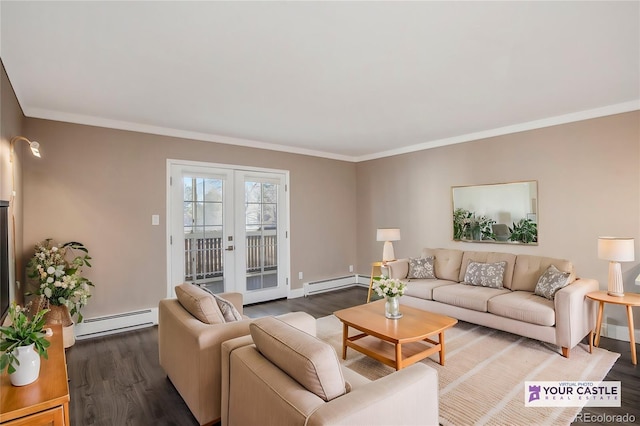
[10,136,41,159]
[597,237,635,297]
[7,136,43,301]
[376,228,401,262]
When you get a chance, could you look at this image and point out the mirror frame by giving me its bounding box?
[451,180,538,245]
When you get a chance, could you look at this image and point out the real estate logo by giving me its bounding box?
[525,381,621,407]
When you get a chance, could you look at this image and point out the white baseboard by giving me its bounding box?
[73,277,368,338]
[600,321,640,343]
[75,307,158,340]
[288,287,305,299]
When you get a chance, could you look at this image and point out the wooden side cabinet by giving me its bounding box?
[0,325,70,425]
[2,406,65,426]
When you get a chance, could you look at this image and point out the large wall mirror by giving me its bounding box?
[452,181,538,245]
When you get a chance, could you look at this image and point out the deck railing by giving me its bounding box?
[184,230,277,282]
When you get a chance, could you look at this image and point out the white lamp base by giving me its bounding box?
[607,261,625,297]
[382,241,396,262]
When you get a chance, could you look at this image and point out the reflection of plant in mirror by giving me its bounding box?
[453,209,496,240]
[453,208,471,239]
[508,219,537,243]
[478,216,496,240]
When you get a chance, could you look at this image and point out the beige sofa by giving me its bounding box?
[221,316,439,426]
[158,285,316,425]
[386,248,598,358]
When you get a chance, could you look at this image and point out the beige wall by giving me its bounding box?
[21,119,357,318]
[1,61,25,305]
[6,60,640,336]
[356,111,640,332]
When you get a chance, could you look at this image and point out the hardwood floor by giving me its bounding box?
[65,286,638,426]
[573,336,640,426]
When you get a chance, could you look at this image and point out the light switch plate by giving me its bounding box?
[152,214,160,226]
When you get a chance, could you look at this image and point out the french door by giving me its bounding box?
[168,161,289,304]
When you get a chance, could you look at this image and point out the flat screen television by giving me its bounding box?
[1,200,10,322]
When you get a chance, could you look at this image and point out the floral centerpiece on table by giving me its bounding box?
[27,239,94,323]
[372,275,407,299]
[0,302,50,374]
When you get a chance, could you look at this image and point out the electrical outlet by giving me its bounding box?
[349,265,354,273]
[298,272,303,280]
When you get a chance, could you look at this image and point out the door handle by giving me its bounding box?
[225,245,235,251]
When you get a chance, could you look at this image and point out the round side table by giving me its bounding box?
[586,290,640,365]
[367,262,383,303]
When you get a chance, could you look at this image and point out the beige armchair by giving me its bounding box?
[158,285,315,425]
[221,316,439,426]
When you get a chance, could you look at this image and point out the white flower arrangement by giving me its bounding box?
[372,275,407,298]
[27,239,94,322]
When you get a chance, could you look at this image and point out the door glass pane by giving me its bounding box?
[245,180,278,291]
[263,183,277,203]
[204,178,222,202]
[184,176,224,293]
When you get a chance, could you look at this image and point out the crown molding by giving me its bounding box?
[24,100,639,164]
[23,107,355,162]
[353,100,640,162]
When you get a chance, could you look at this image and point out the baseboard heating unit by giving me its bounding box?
[75,307,158,340]
[303,275,364,296]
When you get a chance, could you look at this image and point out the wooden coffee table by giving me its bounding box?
[334,300,457,370]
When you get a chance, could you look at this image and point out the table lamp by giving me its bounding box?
[597,237,635,297]
[377,228,400,262]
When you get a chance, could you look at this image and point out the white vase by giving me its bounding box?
[385,296,403,319]
[9,343,41,386]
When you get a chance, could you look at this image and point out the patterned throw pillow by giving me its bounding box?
[534,265,571,300]
[201,287,244,322]
[462,261,507,288]
[408,256,436,279]
[213,294,244,322]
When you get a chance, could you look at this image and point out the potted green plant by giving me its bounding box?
[508,218,538,244]
[0,302,50,386]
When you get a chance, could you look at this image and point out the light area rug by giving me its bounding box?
[316,315,620,426]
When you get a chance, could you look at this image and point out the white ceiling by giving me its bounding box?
[1,1,639,162]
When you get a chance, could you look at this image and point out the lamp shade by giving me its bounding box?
[29,141,41,157]
[376,228,401,242]
[597,237,635,262]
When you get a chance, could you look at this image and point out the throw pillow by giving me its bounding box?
[212,294,243,322]
[200,286,244,322]
[462,261,507,288]
[534,265,571,300]
[250,316,346,402]
[174,283,225,324]
[408,256,436,279]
